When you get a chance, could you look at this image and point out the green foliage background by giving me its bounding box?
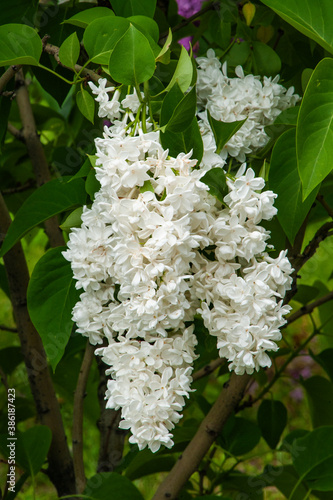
[1,0,333,499]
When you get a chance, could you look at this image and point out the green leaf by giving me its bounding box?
[58,32,80,68]
[0,0,38,26]
[109,24,156,85]
[0,178,86,258]
[269,128,319,244]
[302,376,333,428]
[260,0,333,54]
[160,117,203,164]
[293,284,319,305]
[15,426,52,477]
[60,207,83,231]
[27,248,80,371]
[83,17,130,65]
[0,347,23,375]
[220,416,261,456]
[165,46,193,93]
[140,180,155,193]
[273,106,299,126]
[85,169,101,201]
[165,86,197,133]
[297,58,333,199]
[110,0,157,18]
[311,349,333,383]
[0,24,42,66]
[76,89,95,123]
[160,82,184,126]
[224,41,250,67]
[221,472,263,499]
[201,168,228,203]
[84,472,144,500]
[125,449,175,480]
[251,41,281,76]
[268,465,310,500]
[207,111,246,154]
[195,497,232,500]
[257,399,287,449]
[156,28,172,63]
[292,426,333,491]
[64,7,115,28]
[128,15,159,41]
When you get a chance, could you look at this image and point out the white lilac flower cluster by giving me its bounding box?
[196,49,300,163]
[64,65,294,452]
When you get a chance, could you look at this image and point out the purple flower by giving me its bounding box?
[176,0,204,18]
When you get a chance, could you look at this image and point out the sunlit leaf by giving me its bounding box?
[27,248,80,371]
[297,58,333,199]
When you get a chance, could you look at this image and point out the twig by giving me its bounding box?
[73,341,95,493]
[0,324,18,333]
[159,1,220,40]
[238,328,318,411]
[317,194,333,220]
[286,290,333,326]
[1,180,35,195]
[0,192,76,497]
[0,65,22,95]
[192,358,225,381]
[7,123,25,142]
[152,372,251,500]
[286,221,333,303]
[14,70,64,248]
[44,43,112,86]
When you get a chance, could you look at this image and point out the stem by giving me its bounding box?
[37,64,76,85]
[0,65,22,94]
[152,373,251,500]
[14,70,64,248]
[192,358,225,381]
[317,193,333,219]
[0,192,76,497]
[286,290,333,326]
[242,328,318,409]
[96,356,126,472]
[72,341,95,493]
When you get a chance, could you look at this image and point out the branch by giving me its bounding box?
[7,122,25,142]
[96,356,126,472]
[1,180,35,195]
[0,324,18,333]
[152,373,251,500]
[14,70,64,248]
[72,341,95,493]
[317,194,333,220]
[286,221,333,303]
[286,290,333,326]
[192,358,225,382]
[44,43,112,86]
[0,192,76,497]
[0,65,21,94]
[159,1,220,40]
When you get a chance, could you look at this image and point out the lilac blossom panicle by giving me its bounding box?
[63,58,298,452]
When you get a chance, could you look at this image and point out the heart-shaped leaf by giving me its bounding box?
[27,248,80,371]
[0,23,42,66]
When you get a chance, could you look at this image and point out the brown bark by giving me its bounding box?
[14,70,64,248]
[72,342,95,493]
[96,357,126,473]
[0,192,76,497]
[152,373,251,500]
